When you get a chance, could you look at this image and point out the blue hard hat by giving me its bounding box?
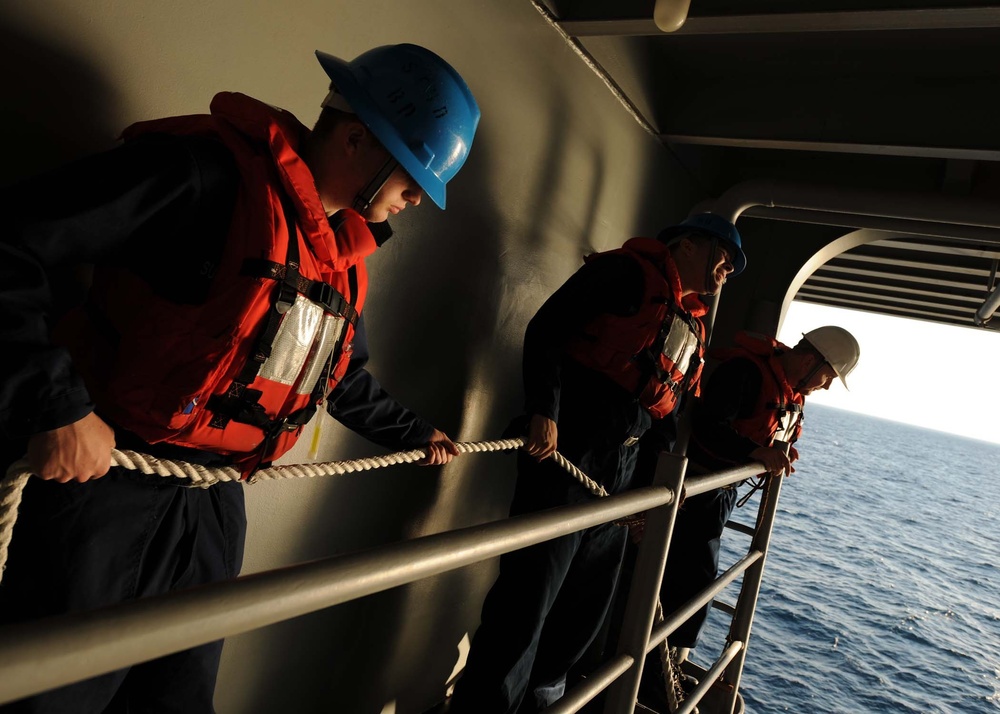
[316,44,480,209]
[656,213,747,275]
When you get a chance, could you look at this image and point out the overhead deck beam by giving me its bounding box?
[865,239,1000,260]
[799,284,977,313]
[816,264,985,291]
[805,274,987,304]
[830,253,994,277]
[742,208,1000,246]
[559,9,1000,37]
[661,135,1000,163]
[795,293,977,324]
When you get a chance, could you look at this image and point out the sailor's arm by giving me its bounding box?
[747,444,792,476]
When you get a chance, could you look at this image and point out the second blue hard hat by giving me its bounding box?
[316,44,480,209]
[657,213,747,275]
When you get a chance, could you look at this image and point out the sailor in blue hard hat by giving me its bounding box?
[0,41,482,714]
[314,44,480,219]
[657,213,747,295]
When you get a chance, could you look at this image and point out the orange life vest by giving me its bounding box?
[60,93,376,472]
[564,238,707,419]
[711,331,804,446]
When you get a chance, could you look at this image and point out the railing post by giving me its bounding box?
[603,452,686,713]
[715,443,789,713]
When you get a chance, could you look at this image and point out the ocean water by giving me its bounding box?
[697,404,1000,713]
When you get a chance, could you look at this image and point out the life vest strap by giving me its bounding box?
[240,259,359,326]
[208,195,359,454]
[209,195,303,430]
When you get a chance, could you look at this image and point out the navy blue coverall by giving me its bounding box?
[0,133,435,713]
[450,253,679,714]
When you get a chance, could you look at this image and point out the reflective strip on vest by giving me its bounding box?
[259,293,347,395]
[662,313,700,379]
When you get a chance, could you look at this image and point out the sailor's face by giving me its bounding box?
[701,242,735,295]
[364,164,423,223]
[350,138,424,223]
[799,359,838,394]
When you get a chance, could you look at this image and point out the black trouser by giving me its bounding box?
[0,469,246,714]
[451,385,651,714]
[660,486,739,649]
[621,485,738,708]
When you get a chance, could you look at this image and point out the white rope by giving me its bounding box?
[0,438,608,580]
[0,470,29,584]
[655,600,685,712]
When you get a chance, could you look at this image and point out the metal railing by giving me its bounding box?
[657,446,790,714]
[0,455,777,713]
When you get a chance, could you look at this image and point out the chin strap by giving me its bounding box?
[704,236,719,293]
[352,156,399,215]
[793,351,829,393]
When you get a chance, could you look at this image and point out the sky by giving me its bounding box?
[776,301,1000,444]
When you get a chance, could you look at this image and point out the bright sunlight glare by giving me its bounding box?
[777,301,1000,445]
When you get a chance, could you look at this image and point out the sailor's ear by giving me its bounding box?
[676,235,697,257]
[343,119,369,154]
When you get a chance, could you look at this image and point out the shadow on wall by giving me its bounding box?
[0,21,121,317]
[626,35,706,229]
[0,20,120,469]
[515,83,605,256]
[0,23,120,185]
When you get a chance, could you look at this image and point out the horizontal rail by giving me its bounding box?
[0,485,672,705]
[677,640,744,714]
[647,551,762,654]
[684,464,761,497]
[546,653,635,714]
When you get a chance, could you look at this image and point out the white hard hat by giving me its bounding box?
[802,326,860,389]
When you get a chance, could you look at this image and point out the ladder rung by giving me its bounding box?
[725,520,755,536]
[712,600,737,616]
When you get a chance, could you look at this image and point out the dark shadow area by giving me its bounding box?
[0,22,120,184]
[0,20,122,315]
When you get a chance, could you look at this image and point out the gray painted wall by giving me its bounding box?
[0,1,703,712]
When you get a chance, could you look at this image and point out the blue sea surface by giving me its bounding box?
[697,404,1000,713]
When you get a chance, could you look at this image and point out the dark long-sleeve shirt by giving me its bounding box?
[521,251,676,452]
[0,132,432,454]
[687,357,775,472]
